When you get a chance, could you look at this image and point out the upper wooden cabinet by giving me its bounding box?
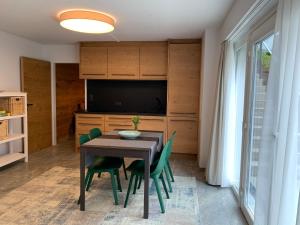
[108,46,140,80]
[80,46,108,79]
[167,43,201,116]
[140,43,168,80]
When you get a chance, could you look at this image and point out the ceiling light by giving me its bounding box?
[59,10,115,34]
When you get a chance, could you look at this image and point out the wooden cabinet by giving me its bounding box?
[139,116,167,142]
[104,115,133,132]
[167,43,201,117]
[75,114,105,151]
[75,113,168,151]
[104,115,167,142]
[140,43,168,80]
[108,46,139,80]
[80,47,108,79]
[167,116,198,154]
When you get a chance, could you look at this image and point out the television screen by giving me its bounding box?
[87,80,167,115]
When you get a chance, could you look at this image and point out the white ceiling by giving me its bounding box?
[0,0,234,44]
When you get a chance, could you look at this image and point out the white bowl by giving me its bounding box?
[118,130,141,139]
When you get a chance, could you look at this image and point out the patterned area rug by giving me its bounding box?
[0,167,200,225]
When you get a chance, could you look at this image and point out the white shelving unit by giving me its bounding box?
[0,92,28,167]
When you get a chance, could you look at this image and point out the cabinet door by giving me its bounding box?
[104,115,133,132]
[80,47,108,79]
[168,43,201,116]
[167,116,198,154]
[140,44,167,80]
[139,116,167,143]
[108,46,139,79]
[75,114,105,151]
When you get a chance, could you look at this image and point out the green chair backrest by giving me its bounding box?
[80,134,90,145]
[89,128,102,139]
[166,131,176,159]
[151,139,172,176]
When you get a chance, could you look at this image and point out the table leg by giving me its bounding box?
[144,152,150,219]
[80,148,85,211]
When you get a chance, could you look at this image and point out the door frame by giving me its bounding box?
[239,12,276,225]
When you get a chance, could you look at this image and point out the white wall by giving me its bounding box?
[0,31,46,91]
[0,31,47,155]
[0,30,79,154]
[199,27,221,168]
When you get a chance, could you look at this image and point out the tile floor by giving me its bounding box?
[0,138,248,225]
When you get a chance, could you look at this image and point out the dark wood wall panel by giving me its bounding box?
[56,63,84,142]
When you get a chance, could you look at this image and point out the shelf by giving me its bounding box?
[0,115,25,121]
[0,153,26,167]
[0,134,25,145]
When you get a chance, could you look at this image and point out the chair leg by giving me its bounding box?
[109,170,119,205]
[115,169,122,192]
[86,170,95,191]
[153,176,165,213]
[133,175,139,194]
[164,167,173,193]
[124,173,135,208]
[160,173,170,199]
[167,160,175,182]
[137,176,143,189]
[84,169,91,190]
[122,159,128,180]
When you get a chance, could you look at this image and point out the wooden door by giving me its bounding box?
[108,46,139,79]
[20,57,52,153]
[80,46,108,79]
[140,43,168,80]
[56,63,84,143]
[168,43,201,116]
[167,116,198,154]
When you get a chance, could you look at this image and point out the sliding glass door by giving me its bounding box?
[246,34,274,214]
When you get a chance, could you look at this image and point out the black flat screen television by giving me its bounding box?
[87,80,167,115]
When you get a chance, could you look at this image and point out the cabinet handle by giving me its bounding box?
[108,124,131,127]
[107,117,131,120]
[82,73,106,76]
[169,112,196,115]
[110,74,135,76]
[140,118,164,121]
[78,123,103,126]
[141,74,167,77]
[77,116,104,119]
[169,119,197,122]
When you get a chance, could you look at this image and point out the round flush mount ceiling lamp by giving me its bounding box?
[59,10,115,33]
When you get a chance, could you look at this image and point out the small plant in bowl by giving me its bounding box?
[132,116,140,130]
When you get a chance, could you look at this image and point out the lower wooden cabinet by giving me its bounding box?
[75,114,167,151]
[167,116,198,154]
[75,114,105,151]
[75,113,198,154]
[104,115,133,132]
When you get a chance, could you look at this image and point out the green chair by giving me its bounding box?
[80,132,123,205]
[124,139,173,213]
[89,128,128,180]
[89,127,102,139]
[135,131,176,193]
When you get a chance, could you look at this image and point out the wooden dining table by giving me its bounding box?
[79,130,163,219]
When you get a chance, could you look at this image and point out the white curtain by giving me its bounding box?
[254,0,300,224]
[206,41,236,187]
